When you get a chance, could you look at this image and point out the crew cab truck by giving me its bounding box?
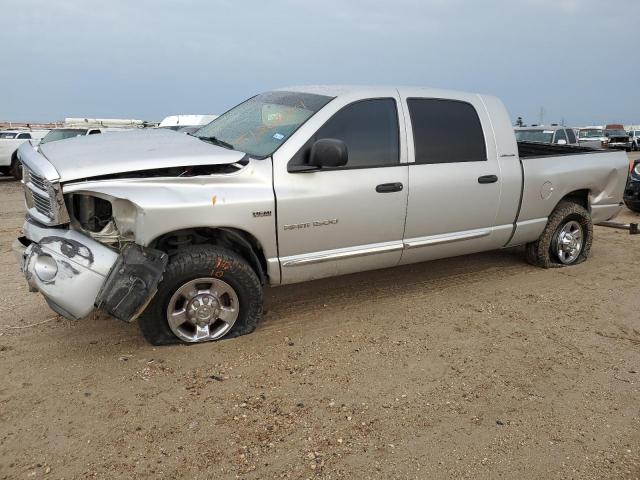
[13,86,629,345]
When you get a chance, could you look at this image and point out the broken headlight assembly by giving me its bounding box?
[66,193,138,245]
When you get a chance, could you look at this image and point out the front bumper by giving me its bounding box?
[608,142,630,150]
[15,220,118,320]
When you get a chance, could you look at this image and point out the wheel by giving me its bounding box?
[525,200,593,268]
[9,153,22,180]
[138,245,263,345]
[625,200,640,213]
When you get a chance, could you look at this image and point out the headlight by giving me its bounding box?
[66,193,138,244]
[634,163,640,177]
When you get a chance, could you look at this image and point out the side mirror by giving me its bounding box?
[309,138,348,168]
[556,139,567,145]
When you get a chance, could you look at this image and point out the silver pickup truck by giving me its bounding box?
[13,86,629,345]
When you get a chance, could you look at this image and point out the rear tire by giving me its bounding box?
[138,245,263,345]
[525,200,592,268]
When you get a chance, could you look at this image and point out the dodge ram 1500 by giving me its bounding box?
[13,86,629,345]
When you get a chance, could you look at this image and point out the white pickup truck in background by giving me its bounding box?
[0,129,49,179]
[13,86,629,346]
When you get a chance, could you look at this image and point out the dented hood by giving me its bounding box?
[38,129,247,182]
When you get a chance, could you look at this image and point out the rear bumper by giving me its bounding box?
[16,220,118,320]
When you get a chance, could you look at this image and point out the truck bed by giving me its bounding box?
[517,141,600,159]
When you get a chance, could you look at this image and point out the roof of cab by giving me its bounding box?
[277,85,484,98]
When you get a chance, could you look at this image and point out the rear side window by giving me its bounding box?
[88,130,101,135]
[566,129,576,144]
[315,98,399,168]
[408,98,487,164]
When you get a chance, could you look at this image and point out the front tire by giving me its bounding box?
[138,246,263,345]
[525,201,592,268]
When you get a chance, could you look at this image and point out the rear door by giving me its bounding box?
[399,90,509,265]
[273,90,409,284]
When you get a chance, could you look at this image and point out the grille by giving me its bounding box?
[23,166,55,222]
[31,190,54,217]
[28,170,48,192]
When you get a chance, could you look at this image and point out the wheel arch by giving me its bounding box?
[556,189,590,212]
[149,227,268,285]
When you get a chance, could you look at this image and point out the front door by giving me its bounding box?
[273,93,409,284]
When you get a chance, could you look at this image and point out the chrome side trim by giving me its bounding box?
[403,228,491,249]
[281,242,403,267]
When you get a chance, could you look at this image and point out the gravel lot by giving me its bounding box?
[0,156,639,479]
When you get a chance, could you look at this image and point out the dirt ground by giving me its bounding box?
[0,158,639,480]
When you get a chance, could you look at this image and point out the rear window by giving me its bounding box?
[515,129,554,143]
[579,129,603,138]
[407,98,487,164]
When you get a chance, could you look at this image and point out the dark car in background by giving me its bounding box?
[624,159,640,212]
[604,127,631,151]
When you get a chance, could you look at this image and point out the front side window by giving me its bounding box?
[17,133,31,139]
[288,98,400,170]
[554,129,567,143]
[566,129,577,144]
[408,98,487,164]
[314,99,399,168]
[194,91,333,158]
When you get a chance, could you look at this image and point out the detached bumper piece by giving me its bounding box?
[95,244,168,322]
[18,220,168,322]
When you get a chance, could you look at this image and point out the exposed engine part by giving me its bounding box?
[72,194,113,232]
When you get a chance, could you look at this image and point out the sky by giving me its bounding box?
[1,0,638,126]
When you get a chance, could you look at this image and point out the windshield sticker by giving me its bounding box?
[273,133,285,140]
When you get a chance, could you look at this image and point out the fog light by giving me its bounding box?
[34,254,58,282]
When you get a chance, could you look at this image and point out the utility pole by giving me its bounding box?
[539,107,544,126]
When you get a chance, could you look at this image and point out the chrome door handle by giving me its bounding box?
[376,182,403,193]
[478,175,498,184]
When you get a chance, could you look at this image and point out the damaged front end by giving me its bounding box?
[14,142,170,323]
[14,220,167,322]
